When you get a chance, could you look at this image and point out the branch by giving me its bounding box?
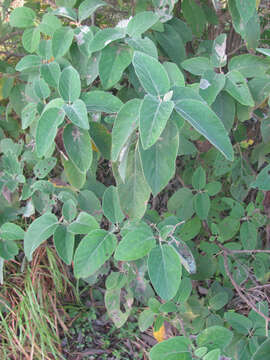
[0,30,23,43]
[223,251,270,336]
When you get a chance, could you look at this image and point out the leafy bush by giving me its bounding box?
[0,0,270,358]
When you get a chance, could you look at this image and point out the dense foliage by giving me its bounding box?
[1,0,270,358]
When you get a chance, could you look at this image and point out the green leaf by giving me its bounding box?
[155,24,186,67]
[148,244,182,301]
[24,212,58,261]
[54,224,74,265]
[212,91,235,132]
[192,166,206,190]
[62,156,86,189]
[53,7,77,21]
[168,187,194,221]
[172,238,197,274]
[34,157,57,179]
[139,94,174,149]
[182,0,206,36]
[224,70,254,107]
[249,76,270,107]
[125,36,158,58]
[240,221,257,250]
[174,98,234,161]
[105,286,133,328]
[89,28,125,52]
[33,78,51,100]
[52,27,74,59]
[68,212,99,234]
[257,48,270,57]
[82,91,123,113]
[199,70,226,105]
[59,66,81,103]
[114,222,156,261]
[22,27,40,53]
[63,123,92,173]
[10,7,36,28]
[78,0,106,22]
[78,190,102,220]
[163,62,185,88]
[138,309,155,332]
[252,338,270,360]
[117,146,151,219]
[181,57,213,76]
[205,181,222,196]
[209,292,228,311]
[99,45,132,89]
[36,108,65,158]
[132,51,170,96]
[139,121,178,196]
[102,186,124,224]
[63,99,89,130]
[225,311,253,335]
[0,223,25,241]
[21,103,38,130]
[197,325,233,351]
[228,54,270,78]
[193,192,210,220]
[127,11,159,37]
[174,277,192,303]
[39,13,62,37]
[250,164,270,190]
[236,0,256,24]
[149,336,191,360]
[178,216,201,241]
[15,55,42,72]
[211,33,227,68]
[89,122,111,160]
[111,99,141,161]
[62,199,77,222]
[0,241,18,260]
[40,61,61,88]
[74,229,117,278]
[203,349,221,360]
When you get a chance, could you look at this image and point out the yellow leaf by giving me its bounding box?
[153,324,165,343]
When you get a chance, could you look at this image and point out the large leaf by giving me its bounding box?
[63,123,92,172]
[78,0,106,22]
[127,11,159,37]
[10,7,36,28]
[89,28,125,52]
[74,229,117,278]
[0,223,25,241]
[62,156,86,189]
[125,36,158,59]
[99,45,132,89]
[139,94,174,149]
[250,164,270,190]
[168,187,195,221]
[149,337,192,360]
[132,51,170,96]
[102,186,125,224]
[68,212,99,234]
[228,54,270,78]
[252,338,270,360]
[139,121,179,196]
[114,222,156,261]
[15,55,42,72]
[199,70,226,105]
[36,108,65,158]
[111,99,141,161]
[236,0,256,24]
[82,91,123,113]
[89,122,111,160]
[22,27,40,53]
[212,91,235,132]
[52,27,74,59]
[182,0,206,36]
[40,61,61,88]
[155,24,186,67]
[148,244,182,301]
[117,146,151,219]
[197,326,233,351]
[24,212,58,261]
[58,66,81,103]
[63,99,89,129]
[53,224,74,265]
[174,98,234,161]
[224,70,254,107]
[181,57,213,76]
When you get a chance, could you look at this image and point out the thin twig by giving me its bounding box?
[0,30,23,43]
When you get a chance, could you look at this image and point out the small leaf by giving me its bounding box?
[34,157,57,179]
[24,212,58,261]
[22,27,40,53]
[59,66,81,103]
[89,28,125,52]
[0,223,25,241]
[62,199,77,222]
[192,166,206,190]
[63,99,89,130]
[138,309,155,332]
[82,90,123,113]
[250,164,270,190]
[182,0,206,36]
[148,244,182,301]
[102,186,124,224]
[149,336,191,360]
[240,221,257,250]
[68,212,99,234]
[225,70,254,107]
[40,61,61,88]
[197,326,233,351]
[74,229,117,278]
[54,224,74,265]
[15,55,42,72]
